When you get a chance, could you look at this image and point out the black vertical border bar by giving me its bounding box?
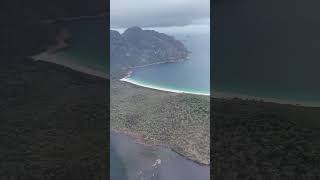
[211,0,219,179]
[210,0,214,180]
[210,0,214,179]
[106,0,111,178]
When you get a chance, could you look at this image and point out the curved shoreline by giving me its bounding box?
[120,58,210,96]
[120,77,210,96]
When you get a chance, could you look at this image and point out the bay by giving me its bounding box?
[119,24,211,95]
[54,18,109,74]
[51,20,209,179]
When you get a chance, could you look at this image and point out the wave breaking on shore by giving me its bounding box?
[120,77,210,96]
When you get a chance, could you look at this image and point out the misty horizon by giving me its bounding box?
[110,0,210,28]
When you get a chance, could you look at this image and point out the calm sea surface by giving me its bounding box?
[56,20,209,180]
[111,132,209,180]
[54,19,109,74]
[119,25,210,95]
[57,20,320,105]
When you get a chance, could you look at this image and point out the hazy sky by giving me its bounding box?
[110,0,210,28]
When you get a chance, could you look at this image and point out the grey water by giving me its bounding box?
[54,18,109,74]
[111,132,209,180]
[213,0,320,106]
[120,24,210,95]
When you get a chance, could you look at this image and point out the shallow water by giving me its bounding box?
[110,132,210,180]
[50,20,210,180]
[120,24,210,95]
[53,19,320,105]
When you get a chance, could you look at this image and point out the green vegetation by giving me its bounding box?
[212,98,320,179]
[110,27,210,165]
[110,80,210,164]
[0,57,108,179]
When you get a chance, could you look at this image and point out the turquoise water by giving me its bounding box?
[55,20,209,179]
[121,24,210,95]
[54,20,320,105]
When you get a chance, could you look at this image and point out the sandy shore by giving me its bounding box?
[31,52,109,79]
[119,60,210,96]
[111,78,210,165]
[120,77,209,96]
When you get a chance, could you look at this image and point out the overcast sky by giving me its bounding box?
[110,0,210,28]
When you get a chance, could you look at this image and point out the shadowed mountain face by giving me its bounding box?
[110,27,189,70]
[213,0,320,93]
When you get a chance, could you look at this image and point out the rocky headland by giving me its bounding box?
[110,27,189,78]
[110,27,210,165]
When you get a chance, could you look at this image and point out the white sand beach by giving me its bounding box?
[120,77,210,96]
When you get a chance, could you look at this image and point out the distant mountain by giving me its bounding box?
[110,27,189,69]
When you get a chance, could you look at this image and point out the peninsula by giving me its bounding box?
[110,27,189,78]
[110,27,210,165]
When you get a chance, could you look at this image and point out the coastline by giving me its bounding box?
[119,57,210,96]
[111,129,210,167]
[119,69,320,107]
[213,90,320,107]
[120,77,209,96]
[31,52,109,79]
[111,79,210,165]
[31,16,109,80]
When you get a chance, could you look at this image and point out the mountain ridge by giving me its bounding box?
[110,27,189,73]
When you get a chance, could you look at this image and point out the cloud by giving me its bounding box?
[111,0,210,28]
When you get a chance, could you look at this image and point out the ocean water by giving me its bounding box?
[212,1,320,106]
[54,19,109,74]
[213,59,320,106]
[53,19,320,105]
[54,20,209,179]
[110,132,209,180]
[119,24,210,95]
